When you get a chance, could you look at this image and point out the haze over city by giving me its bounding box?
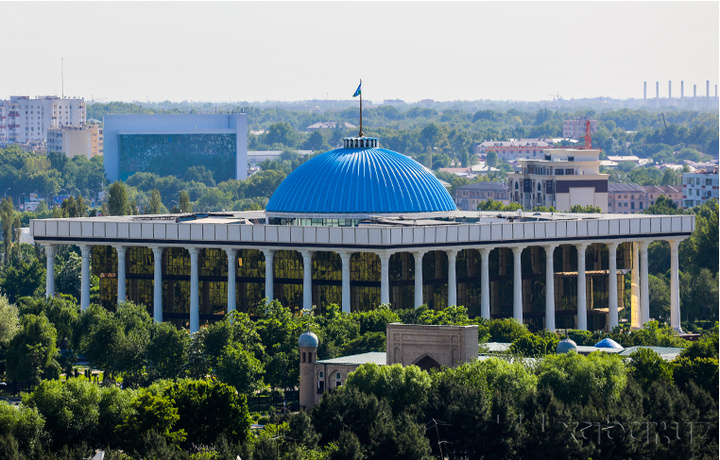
[1,1,718,103]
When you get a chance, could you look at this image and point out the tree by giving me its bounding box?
[344,363,432,415]
[107,181,129,216]
[214,343,265,394]
[486,150,498,167]
[146,322,190,380]
[0,401,46,458]
[0,295,19,344]
[118,389,186,452]
[178,190,192,213]
[55,251,81,301]
[6,314,58,388]
[644,195,683,215]
[0,198,15,262]
[570,204,602,213]
[148,189,166,214]
[628,348,673,390]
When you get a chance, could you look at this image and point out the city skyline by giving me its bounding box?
[0,2,718,103]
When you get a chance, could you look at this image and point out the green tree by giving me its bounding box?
[118,389,186,452]
[0,295,19,344]
[0,198,15,263]
[0,401,46,457]
[55,251,81,301]
[344,363,432,415]
[178,190,192,213]
[570,204,602,213]
[6,314,58,388]
[628,347,673,390]
[214,343,265,394]
[485,150,498,167]
[148,189,166,214]
[146,322,190,380]
[107,181,129,216]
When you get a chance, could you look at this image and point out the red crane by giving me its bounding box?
[583,120,592,149]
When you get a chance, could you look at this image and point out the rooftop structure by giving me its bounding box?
[509,148,608,212]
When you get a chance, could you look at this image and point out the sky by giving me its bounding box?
[1,1,718,103]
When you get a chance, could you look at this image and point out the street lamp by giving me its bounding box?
[3,188,10,200]
[18,192,26,210]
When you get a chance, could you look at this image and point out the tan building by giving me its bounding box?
[454,181,510,210]
[299,323,479,410]
[608,184,683,214]
[47,124,102,158]
[508,148,608,212]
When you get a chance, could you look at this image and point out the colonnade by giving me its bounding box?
[43,238,685,334]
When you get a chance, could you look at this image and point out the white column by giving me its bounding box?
[479,247,491,319]
[226,248,237,314]
[639,241,650,325]
[380,252,391,306]
[189,247,200,333]
[45,244,55,298]
[116,246,127,303]
[263,249,275,301]
[631,242,641,329]
[544,244,556,332]
[152,247,164,323]
[576,243,588,331]
[301,250,313,311]
[340,252,351,313]
[512,246,523,324]
[668,239,682,332]
[80,245,91,311]
[607,242,619,331]
[447,250,458,307]
[414,251,425,308]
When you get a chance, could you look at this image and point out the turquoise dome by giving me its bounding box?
[594,338,623,349]
[266,138,457,217]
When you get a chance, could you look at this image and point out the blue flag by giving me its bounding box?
[353,82,361,98]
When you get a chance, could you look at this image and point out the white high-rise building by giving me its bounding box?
[682,169,719,208]
[0,96,86,145]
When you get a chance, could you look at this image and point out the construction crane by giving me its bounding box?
[583,119,592,149]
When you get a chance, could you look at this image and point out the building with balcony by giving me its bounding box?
[508,148,608,212]
[0,96,86,145]
[682,169,719,208]
[563,116,597,140]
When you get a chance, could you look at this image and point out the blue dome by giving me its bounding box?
[594,338,623,349]
[298,331,319,348]
[556,338,578,354]
[266,138,457,217]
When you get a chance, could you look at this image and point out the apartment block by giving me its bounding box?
[47,124,103,158]
[0,96,86,145]
[682,169,719,208]
[563,116,597,140]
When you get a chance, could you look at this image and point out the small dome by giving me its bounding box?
[556,338,578,354]
[594,338,623,349]
[266,138,457,218]
[298,330,319,348]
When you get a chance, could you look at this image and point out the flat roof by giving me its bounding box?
[316,352,386,366]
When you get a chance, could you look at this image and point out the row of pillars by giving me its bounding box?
[43,239,684,334]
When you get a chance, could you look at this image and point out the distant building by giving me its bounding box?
[306,122,356,131]
[0,96,86,145]
[247,150,313,166]
[608,183,682,214]
[47,124,103,158]
[563,116,597,140]
[682,169,719,208]
[103,114,248,182]
[474,139,555,162]
[508,148,608,211]
[454,182,510,210]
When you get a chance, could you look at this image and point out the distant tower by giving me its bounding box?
[656,81,660,107]
[681,81,684,103]
[298,330,319,411]
[707,80,710,98]
[668,81,672,99]
[643,81,647,102]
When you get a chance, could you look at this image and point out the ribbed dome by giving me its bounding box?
[266,138,457,217]
[556,338,578,354]
[298,330,319,348]
[594,338,623,349]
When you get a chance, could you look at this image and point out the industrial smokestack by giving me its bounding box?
[681,81,684,100]
[643,81,647,101]
[668,81,672,99]
[656,82,659,98]
[715,85,718,98]
[707,80,710,97]
[694,84,697,98]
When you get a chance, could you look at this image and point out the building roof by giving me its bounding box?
[618,346,684,361]
[608,183,646,193]
[266,138,457,217]
[316,352,386,366]
[456,181,508,191]
[298,330,319,348]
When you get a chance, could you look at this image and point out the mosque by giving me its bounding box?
[31,135,694,333]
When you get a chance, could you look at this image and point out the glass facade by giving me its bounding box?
[118,133,236,182]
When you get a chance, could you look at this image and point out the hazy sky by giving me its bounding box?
[1,1,718,103]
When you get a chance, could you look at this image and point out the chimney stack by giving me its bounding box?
[643,81,647,102]
[668,81,672,99]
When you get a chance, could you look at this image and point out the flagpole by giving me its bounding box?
[359,79,363,137]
